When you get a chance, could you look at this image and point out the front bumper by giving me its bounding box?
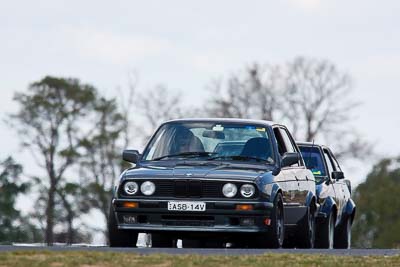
[113,198,273,233]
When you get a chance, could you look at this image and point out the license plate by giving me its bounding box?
[167,201,206,212]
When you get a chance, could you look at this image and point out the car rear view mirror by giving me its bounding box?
[281,152,299,168]
[202,130,225,139]
[332,171,344,180]
[123,150,140,164]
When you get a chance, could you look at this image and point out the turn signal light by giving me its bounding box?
[122,202,138,208]
[236,204,254,211]
[264,218,271,225]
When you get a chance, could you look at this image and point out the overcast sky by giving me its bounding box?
[1,1,399,187]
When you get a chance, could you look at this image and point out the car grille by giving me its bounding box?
[120,179,258,199]
[156,180,223,198]
[161,215,215,226]
[154,180,225,198]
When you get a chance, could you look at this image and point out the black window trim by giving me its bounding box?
[325,147,342,172]
[272,125,304,168]
[299,144,329,178]
[141,121,277,164]
[322,148,337,180]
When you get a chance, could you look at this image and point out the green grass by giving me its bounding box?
[0,251,399,267]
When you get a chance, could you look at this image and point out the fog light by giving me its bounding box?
[240,218,255,226]
[122,202,138,208]
[236,204,254,211]
[123,215,137,224]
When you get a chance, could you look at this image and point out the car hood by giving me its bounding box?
[123,163,271,181]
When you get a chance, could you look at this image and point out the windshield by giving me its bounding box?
[299,145,327,184]
[142,122,275,164]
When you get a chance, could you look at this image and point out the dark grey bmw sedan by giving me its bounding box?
[109,118,316,248]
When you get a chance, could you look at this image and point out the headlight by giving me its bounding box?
[222,183,237,198]
[140,181,156,196]
[124,181,138,195]
[240,184,255,198]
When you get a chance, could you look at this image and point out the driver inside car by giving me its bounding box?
[172,127,205,154]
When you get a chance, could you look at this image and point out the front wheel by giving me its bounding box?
[256,192,285,248]
[334,217,352,249]
[296,205,316,248]
[315,211,335,249]
[108,204,138,247]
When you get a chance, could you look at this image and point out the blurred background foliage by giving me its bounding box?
[352,157,400,248]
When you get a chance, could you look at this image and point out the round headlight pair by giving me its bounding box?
[222,183,255,198]
[123,181,155,196]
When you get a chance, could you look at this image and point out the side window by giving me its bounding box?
[329,150,341,171]
[279,128,300,166]
[323,150,335,178]
[278,128,296,153]
[273,128,287,156]
[145,127,166,160]
[274,127,299,167]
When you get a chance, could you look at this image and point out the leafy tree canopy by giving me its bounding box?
[352,157,400,248]
[0,157,40,243]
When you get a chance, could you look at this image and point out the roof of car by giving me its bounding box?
[164,118,277,126]
[296,141,325,148]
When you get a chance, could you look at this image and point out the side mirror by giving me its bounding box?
[281,152,299,168]
[123,150,140,164]
[332,171,344,180]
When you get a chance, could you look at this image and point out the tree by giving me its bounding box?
[78,97,126,241]
[205,64,282,121]
[282,57,371,159]
[0,157,38,243]
[352,157,400,248]
[56,182,92,244]
[29,179,92,244]
[9,76,97,245]
[118,73,137,149]
[205,57,371,160]
[283,57,353,140]
[136,85,184,142]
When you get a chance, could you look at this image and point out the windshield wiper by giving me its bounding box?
[208,155,267,162]
[152,152,217,161]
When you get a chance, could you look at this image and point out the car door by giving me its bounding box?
[322,148,344,223]
[328,149,351,215]
[279,127,311,205]
[272,126,303,226]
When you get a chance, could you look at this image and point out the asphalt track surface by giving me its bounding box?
[0,246,399,256]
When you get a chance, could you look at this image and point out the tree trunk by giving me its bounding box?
[67,214,74,244]
[101,194,111,243]
[45,181,56,245]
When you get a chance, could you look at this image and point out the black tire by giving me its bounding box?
[315,211,335,249]
[256,192,285,248]
[108,204,138,247]
[296,205,316,248]
[151,233,176,248]
[334,216,352,249]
